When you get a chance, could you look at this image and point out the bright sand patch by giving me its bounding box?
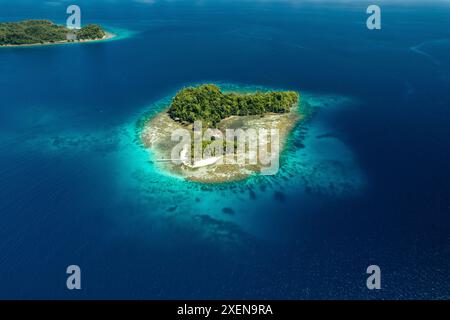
[141,101,303,183]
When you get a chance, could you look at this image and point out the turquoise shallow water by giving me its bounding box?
[11,83,365,244]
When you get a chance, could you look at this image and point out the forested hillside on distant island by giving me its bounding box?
[0,20,106,45]
[168,84,299,127]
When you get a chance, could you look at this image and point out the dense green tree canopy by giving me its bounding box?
[0,20,106,45]
[76,24,105,40]
[168,84,299,127]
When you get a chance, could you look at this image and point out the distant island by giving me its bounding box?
[0,20,113,46]
[141,84,302,183]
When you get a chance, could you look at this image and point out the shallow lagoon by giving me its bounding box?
[10,82,365,243]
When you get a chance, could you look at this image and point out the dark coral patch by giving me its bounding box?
[274,191,286,202]
[222,207,235,215]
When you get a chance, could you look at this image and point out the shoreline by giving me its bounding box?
[0,31,116,48]
[141,102,302,184]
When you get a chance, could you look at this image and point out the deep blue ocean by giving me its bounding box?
[0,0,449,299]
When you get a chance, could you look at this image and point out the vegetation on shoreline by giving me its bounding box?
[168,84,299,127]
[75,24,105,40]
[0,20,106,45]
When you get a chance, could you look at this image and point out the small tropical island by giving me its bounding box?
[0,20,112,46]
[141,84,303,183]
